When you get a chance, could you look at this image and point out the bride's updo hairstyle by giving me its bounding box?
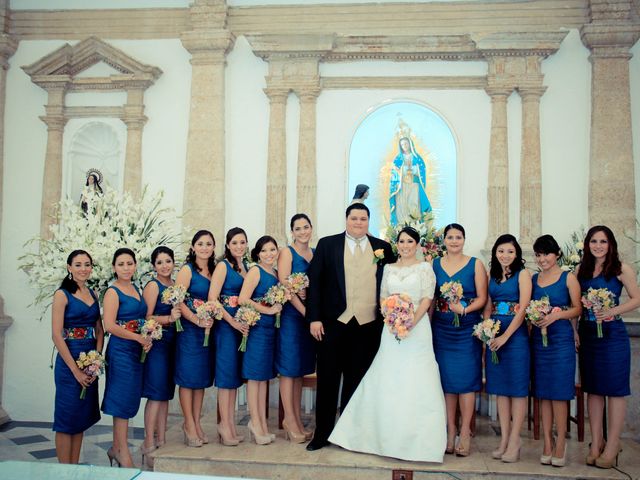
[396,226,420,244]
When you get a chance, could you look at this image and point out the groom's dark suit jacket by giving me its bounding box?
[305,231,395,444]
[306,232,395,325]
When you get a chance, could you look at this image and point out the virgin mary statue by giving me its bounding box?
[389,136,431,225]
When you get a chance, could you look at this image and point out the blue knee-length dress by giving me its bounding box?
[142,279,176,401]
[485,271,530,397]
[432,257,482,394]
[242,266,278,381]
[53,289,101,434]
[579,274,630,397]
[174,263,215,389]
[531,271,575,400]
[102,286,148,419]
[215,260,245,389]
[276,246,315,378]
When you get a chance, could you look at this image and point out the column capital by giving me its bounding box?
[121,115,147,129]
[518,85,547,100]
[264,86,290,103]
[181,30,234,65]
[580,0,640,55]
[484,85,513,98]
[40,114,67,131]
[294,85,321,102]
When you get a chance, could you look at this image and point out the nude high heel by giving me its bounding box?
[107,446,121,467]
[491,445,506,460]
[501,443,521,463]
[595,447,622,469]
[217,425,239,447]
[551,443,568,467]
[455,434,471,457]
[248,421,272,445]
[182,424,203,447]
[586,441,605,466]
[282,420,306,444]
[141,443,156,469]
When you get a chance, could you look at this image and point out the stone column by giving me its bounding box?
[180,0,233,244]
[40,86,68,238]
[295,87,320,226]
[484,86,512,250]
[581,0,640,263]
[264,86,289,245]
[122,89,147,198]
[518,84,546,250]
[0,23,17,426]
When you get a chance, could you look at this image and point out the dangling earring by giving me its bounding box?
[67,272,73,280]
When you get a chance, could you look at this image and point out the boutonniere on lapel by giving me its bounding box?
[373,249,385,264]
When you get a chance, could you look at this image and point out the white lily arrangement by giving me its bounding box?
[19,185,181,318]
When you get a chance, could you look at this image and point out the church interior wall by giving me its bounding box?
[0,3,638,424]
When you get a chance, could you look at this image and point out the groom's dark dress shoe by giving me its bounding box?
[306,439,329,451]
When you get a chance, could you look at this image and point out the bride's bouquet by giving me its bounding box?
[380,293,415,343]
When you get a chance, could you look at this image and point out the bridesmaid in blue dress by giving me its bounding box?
[175,230,216,447]
[276,214,315,443]
[431,223,487,457]
[239,235,282,445]
[102,248,149,468]
[576,226,640,469]
[140,246,180,467]
[530,235,581,467]
[52,250,104,464]
[482,234,531,463]
[208,227,249,446]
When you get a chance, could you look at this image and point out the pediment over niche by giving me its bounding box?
[22,36,162,91]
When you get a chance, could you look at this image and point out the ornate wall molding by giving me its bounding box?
[22,37,161,236]
[322,76,487,90]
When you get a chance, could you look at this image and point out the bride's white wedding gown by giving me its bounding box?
[329,261,447,462]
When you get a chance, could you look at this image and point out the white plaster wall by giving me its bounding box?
[1,25,639,424]
[1,39,191,425]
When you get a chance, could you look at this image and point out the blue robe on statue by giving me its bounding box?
[389,136,431,225]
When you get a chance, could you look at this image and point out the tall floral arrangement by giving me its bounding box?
[558,228,586,272]
[19,185,181,318]
[384,212,444,261]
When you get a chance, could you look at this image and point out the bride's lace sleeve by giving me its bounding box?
[420,262,436,300]
[380,265,390,299]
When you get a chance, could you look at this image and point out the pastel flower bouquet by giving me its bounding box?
[380,293,415,342]
[161,284,188,332]
[192,299,224,346]
[526,297,561,347]
[140,317,163,362]
[581,287,616,338]
[440,280,464,327]
[75,350,105,399]
[235,303,261,352]
[287,273,309,298]
[472,318,501,364]
[263,284,291,328]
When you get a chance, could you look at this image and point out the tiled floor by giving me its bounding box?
[0,419,148,467]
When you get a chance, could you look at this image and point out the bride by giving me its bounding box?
[329,226,446,462]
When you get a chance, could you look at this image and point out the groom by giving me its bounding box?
[305,203,394,451]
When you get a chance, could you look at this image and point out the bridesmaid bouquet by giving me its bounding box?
[263,284,291,328]
[287,273,309,298]
[235,303,261,352]
[581,287,616,338]
[472,318,501,364]
[526,297,561,347]
[75,350,105,399]
[440,280,464,327]
[192,299,224,346]
[380,293,415,342]
[161,284,188,332]
[140,317,163,362]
